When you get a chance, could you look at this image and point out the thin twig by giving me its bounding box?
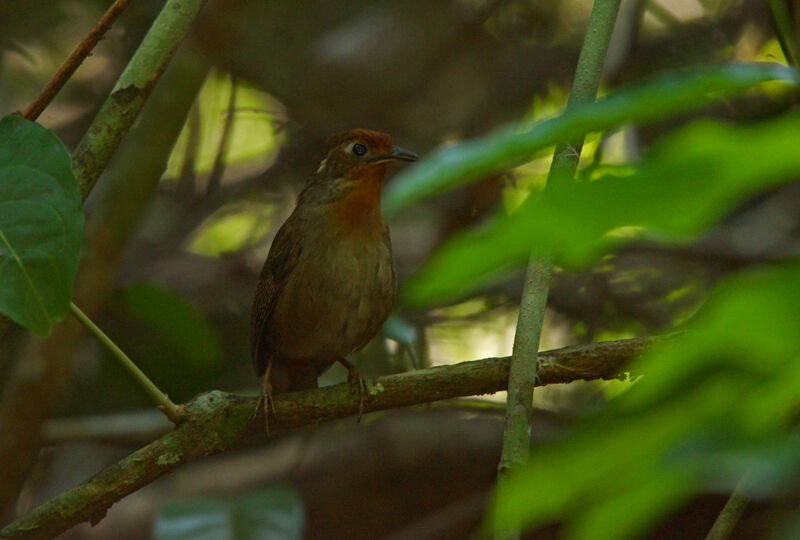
[68,303,186,424]
[705,476,751,540]
[206,73,238,194]
[20,0,135,121]
[176,100,202,198]
[72,0,208,199]
[1,335,666,540]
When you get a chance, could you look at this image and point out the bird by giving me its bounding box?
[250,128,418,430]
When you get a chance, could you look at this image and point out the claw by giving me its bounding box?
[338,358,367,422]
[252,361,275,435]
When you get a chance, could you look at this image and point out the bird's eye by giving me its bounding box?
[352,143,367,156]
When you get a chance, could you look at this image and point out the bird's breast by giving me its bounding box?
[268,218,396,365]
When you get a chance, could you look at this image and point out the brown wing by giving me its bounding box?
[250,214,303,376]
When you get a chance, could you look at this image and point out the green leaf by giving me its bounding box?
[490,263,800,536]
[164,70,279,178]
[154,486,305,540]
[0,115,78,198]
[123,282,222,368]
[0,115,83,334]
[383,62,799,217]
[405,110,800,306]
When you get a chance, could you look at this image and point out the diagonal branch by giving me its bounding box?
[20,0,135,121]
[1,335,671,540]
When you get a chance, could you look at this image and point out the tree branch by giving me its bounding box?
[0,51,209,515]
[20,0,135,121]
[72,0,208,199]
[1,335,669,540]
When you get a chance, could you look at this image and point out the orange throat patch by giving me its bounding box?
[327,164,386,238]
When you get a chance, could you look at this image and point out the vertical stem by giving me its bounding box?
[705,477,751,540]
[495,0,622,537]
[69,303,186,424]
[206,73,238,194]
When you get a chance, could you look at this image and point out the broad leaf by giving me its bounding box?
[0,115,83,334]
[383,63,799,217]
[491,264,800,539]
[404,111,800,305]
[154,486,305,540]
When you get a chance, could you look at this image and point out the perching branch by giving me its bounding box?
[497,0,622,487]
[20,0,135,121]
[1,335,668,540]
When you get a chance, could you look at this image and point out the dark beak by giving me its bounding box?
[370,146,419,163]
[389,146,419,162]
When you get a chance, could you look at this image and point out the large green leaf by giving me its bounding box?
[383,63,799,217]
[404,110,800,305]
[491,263,800,539]
[154,486,305,540]
[0,115,83,335]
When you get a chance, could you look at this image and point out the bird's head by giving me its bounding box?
[316,128,418,180]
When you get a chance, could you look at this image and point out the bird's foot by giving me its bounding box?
[252,363,275,435]
[338,358,368,423]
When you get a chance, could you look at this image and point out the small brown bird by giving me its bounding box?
[250,129,417,425]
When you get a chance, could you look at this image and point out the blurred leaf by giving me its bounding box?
[383,63,799,217]
[188,202,274,256]
[164,69,278,179]
[491,263,800,538]
[0,115,83,335]
[123,282,222,368]
[154,486,305,540]
[382,314,418,347]
[406,110,800,305]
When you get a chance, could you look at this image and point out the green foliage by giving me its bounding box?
[123,282,222,369]
[383,63,799,218]
[406,111,800,304]
[0,115,83,335]
[164,69,279,179]
[188,202,274,257]
[491,263,800,538]
[153,486,305,540]
[378,60,800,537]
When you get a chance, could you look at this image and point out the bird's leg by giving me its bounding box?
[252,361,275,435]
[337,357,367,422]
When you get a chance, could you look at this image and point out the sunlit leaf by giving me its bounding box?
[0,115,83,335]
[188,202,274,256]
[405,111,800,305]
[164,69,279,180]
[383,63,799,217]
